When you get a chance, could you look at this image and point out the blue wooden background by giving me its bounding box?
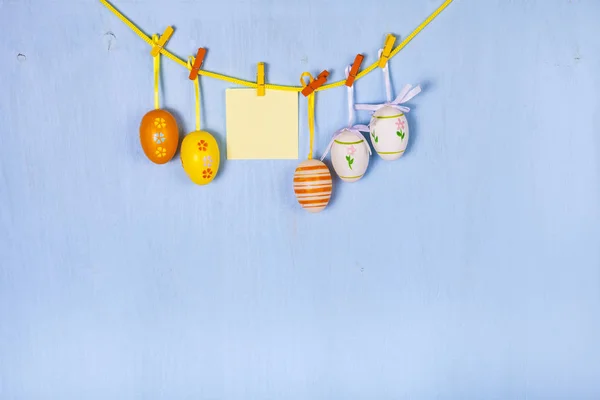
[1,0,600,398]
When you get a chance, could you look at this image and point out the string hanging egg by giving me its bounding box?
[140,32,179,164]
[180,50,220,185]
[321,62,371,182]
[355,48,421,161]
[293,71,332,213]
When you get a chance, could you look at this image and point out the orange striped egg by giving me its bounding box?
[293,159,332,213]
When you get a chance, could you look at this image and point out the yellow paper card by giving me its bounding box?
[226,89,298,159]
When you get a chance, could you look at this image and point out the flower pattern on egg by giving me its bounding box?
[153,132,166,144]
[395,118,406,140]
[345,145,356,170]
[154,118,167,129]
[202,168,213,179]
[198,140,208,151]
[371,130,378,143]
[203,155,213,168]
[155,146,167,158]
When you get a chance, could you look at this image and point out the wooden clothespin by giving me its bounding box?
[150,26,174,57]
[257,62,265,96]
[378,33,396,68]
[188,48,207,80]
[345,54,364,87]
[301,70,329,97]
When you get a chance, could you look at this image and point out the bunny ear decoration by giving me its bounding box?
[321,66,372,183]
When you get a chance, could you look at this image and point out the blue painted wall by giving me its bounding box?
[1,0,600,398]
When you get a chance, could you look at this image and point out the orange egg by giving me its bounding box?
[139,109,179,164]
[293,159,332,213]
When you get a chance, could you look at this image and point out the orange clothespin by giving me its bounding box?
[188,48,207,80]
[378,33,396,68]
[301,70,329,97]
[150,26,174,57]
[345,54,364,87]
[257,62,265,96]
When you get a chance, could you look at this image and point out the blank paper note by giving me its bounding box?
[225,89,298,159]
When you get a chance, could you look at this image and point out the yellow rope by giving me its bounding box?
[152,34,160,109]
[307,92,315,159]
[99,0,453,92]
[187,57,202,131]
[194,76,201,131]
[300,73,316,159]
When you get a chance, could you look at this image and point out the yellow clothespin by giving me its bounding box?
[150,26,174,57]
[257,62,265,96]
[378,33,396,68]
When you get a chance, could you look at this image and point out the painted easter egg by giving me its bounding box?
[140,109,179,164]
[180,130,220,185]
[293,159,332,213]
[369,105,409,161]
[330,129,370,182]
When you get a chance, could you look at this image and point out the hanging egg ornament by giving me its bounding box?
[330,129,370,182]
[293,159,332,213]
[140,109,179,164]
[180,131,220,185]
[370,105,409,161]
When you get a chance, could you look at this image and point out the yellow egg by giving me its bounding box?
[180,130,220,185]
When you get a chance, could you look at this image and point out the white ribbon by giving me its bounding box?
[345,65,355,128]
[321,66,371,161]
[355,83,422,114]
[380,49,393,102]
[355,48,422,114]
